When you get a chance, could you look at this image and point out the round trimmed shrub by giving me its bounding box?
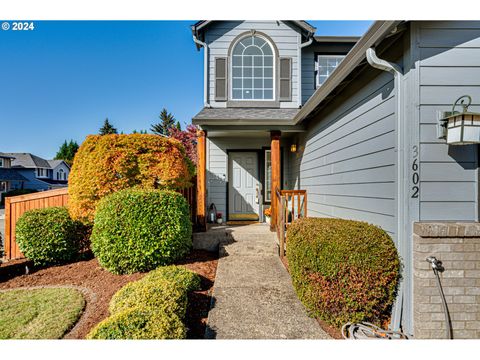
[286,218,400,329]
[15,207,83,266]
[86,306,186,340]
[91,188,192,274]
[109,278,187,318]
[68,134,194,223]
[142,265,201,293]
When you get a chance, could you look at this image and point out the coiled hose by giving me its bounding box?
[341,322,409,340]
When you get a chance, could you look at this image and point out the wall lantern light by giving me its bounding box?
[438,95,480,145]
[290,143,297,153]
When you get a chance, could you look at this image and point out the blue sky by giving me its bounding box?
[0,20,372,158]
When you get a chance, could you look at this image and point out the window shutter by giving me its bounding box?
[215,57,227,101]
[279,58,292,101]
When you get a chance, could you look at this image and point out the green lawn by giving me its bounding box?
[0,287,85,339]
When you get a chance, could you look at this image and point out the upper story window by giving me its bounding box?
[57,168,66,180]
[37,168,48,178]
[316,55,345,87]
[231,35,274,101]
[0,158,3,168]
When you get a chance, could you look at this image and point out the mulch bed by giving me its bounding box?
[0,250,218,339]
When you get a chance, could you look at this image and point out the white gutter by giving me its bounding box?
[298,36,313,108]
[366,47,406,334]
[293,21,400,124]
[193,35,210,108]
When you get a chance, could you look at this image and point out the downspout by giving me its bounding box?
[298,36,313,108]
[193,34,210,108]
[366,47,406,333]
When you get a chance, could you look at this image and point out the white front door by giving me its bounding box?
[228,152,259,221]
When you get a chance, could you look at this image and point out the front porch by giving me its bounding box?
[195,127,307,257]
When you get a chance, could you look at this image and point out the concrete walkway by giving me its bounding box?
[205,224,329,339]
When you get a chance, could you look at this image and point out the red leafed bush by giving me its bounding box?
[286,217,400,329]
[68,134,194,222]
[169,124,198,166]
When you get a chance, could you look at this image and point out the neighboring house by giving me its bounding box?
[4,153,70,191]
[0,152,28,194]
[192,20,480,338]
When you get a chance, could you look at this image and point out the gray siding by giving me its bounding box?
[417,21,480,221]
[205,21,300,108]
[291,70,398,238]
[207,136,289,220]
[301,47,316,104]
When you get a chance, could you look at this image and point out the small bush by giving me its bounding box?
[15,207,83,266]
[68,134,194,223]
[86,306,186,340]
[142,265,201,293]
[109,278,187,318]
[287,218,400,329]
[0,189,37,206]
[91,189,192,274]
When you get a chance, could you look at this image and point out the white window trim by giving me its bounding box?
[229,34,276,102]
[315,54,345,88]
[36,168,49,178]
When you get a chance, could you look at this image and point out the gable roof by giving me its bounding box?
[191,20,316,49]
[47,159,70,169]
[294,20,403,124]
[6,153,52,169]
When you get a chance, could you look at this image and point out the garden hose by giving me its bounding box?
[341,322,409,340]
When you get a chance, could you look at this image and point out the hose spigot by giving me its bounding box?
[426,256,444,272]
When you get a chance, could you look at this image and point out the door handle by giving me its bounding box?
[255,185,259,204]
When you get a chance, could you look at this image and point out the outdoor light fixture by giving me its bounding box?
[437,95,480,145]
[290,144,297,153]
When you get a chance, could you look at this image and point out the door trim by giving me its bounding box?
[226,149,262,221]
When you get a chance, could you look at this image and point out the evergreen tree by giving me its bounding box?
[176,121,182,131]
[99,118,118,135]
[150,108,176,136]
[54,139,79,166]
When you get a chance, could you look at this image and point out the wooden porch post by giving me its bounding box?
[196,129,207,231]
[270,131,281,230]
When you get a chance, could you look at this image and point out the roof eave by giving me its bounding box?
[293,20,402,125]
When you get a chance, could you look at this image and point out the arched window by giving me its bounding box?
[231,35,274,100]
[58,168,64,180]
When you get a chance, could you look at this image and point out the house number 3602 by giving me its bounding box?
[411,145,419,198]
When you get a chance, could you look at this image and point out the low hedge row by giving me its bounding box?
[87,265,201,340]
[286,218,400,329]
[91,188,192,274]
[15,207,85,266]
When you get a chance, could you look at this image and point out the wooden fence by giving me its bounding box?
[3,188,69,260]
[2,181,197,261]
[275,188,307,258]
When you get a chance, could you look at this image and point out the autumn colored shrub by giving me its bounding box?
[287,218,400,329]
[90,189,192,274]
[68,134,194,222]
[15,207,84,266]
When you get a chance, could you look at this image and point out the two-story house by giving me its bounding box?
[0,152,28,194]
[4,153,70,191]
[192,20,480,339]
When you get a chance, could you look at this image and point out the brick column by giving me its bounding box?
[413,222,480,339]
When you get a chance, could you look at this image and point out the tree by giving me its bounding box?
[54,140,79,166]
[176,121,182,131]
[132,129,147,134]
[150,108,176,136]
[169,124,198,165]
[99,118,118,135]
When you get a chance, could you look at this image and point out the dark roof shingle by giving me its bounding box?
[193,107,299,122]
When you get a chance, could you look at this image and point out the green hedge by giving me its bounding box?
[90,189,192,274]
[86,306,186,340]
[109,278,187,318]
[287,218,400,329]
[15,207,84,266]
[88,265,200,340]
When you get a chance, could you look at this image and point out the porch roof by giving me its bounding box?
[192,107,300,126]
[0,168,28,182]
